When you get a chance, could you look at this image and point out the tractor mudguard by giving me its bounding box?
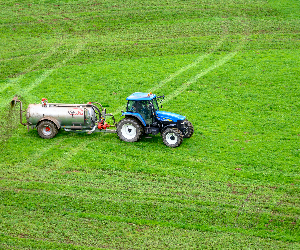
[121,112,146,126]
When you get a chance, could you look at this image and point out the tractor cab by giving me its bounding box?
[125,92,159,125]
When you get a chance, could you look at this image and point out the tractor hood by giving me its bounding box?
[156,111,185,122]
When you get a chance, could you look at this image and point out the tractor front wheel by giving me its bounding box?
[37,120,58,139]
[162,128,183,147]
[117,118,144,142]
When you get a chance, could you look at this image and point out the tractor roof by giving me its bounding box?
[126,92,156,101]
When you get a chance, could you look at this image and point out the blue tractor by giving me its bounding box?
[117,92,194,147]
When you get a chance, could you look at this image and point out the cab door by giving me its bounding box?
[139,101,153,125]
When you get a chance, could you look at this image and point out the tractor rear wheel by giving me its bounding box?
[37,120,58,139]
[162,128,183,147]
[117,118,144,142]
[183,120,194,138]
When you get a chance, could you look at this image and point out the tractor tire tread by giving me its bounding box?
[162,128,183,147]
[183,120,194,138]
[117,117,144,142]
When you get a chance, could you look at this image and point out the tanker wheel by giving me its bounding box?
[37,120,58,139]
[183,120,194,138]
[162,128,183,147]
[117,118,144,142]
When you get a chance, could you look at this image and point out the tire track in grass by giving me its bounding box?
[0,133,104,181]
[163,51,238,103]
[163,36,248,104]
[46,135,103,170]
[0,41,63,93]
[0,135,100,183]
[24,136,98,169]
[112,37,226,116]
[12,137,67,169]
[1,183,298,243]
[0,136,69,182]
[148,37,226,94]
[0,40,87,109]
[19,40,87,102]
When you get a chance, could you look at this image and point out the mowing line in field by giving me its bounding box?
[111,37,226,115]
[163,51,238,103]
[0,43,62,93]
[163,36,248,103]
[48,135,103,168]
[0,41,86,109]
[22,41,86,99]
[149,37,226,93]
[0,134,102,177]
[12,137,67,168]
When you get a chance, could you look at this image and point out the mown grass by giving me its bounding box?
[0,0,300,249]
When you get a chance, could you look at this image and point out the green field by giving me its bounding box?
[0,0,300,249]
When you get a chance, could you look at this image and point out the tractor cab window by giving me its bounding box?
[139,100,153,124]
[139,101,151,116]
[127,100,137,113]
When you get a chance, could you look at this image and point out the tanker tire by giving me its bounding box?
[37,120,58,139]
[183,120,194,138]
[117,118,144,142]
[162,128,183,147]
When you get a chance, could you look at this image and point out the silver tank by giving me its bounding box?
[26,103,96,128]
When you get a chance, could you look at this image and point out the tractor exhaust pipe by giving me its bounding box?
[10,96,28,126]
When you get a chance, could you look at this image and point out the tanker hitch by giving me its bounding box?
[90,102,116,132]
[98,121,111,130]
